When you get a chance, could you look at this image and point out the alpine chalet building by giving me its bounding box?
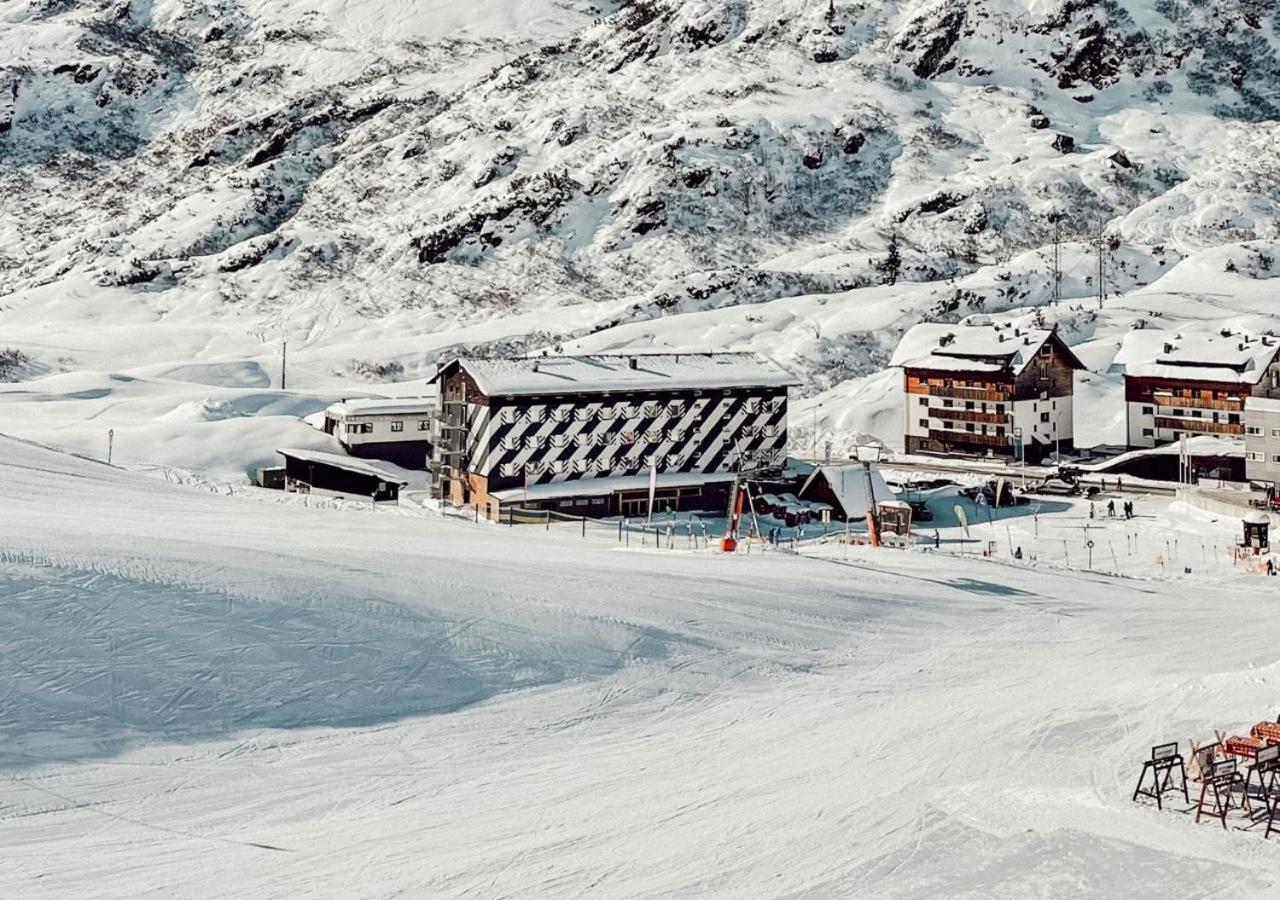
[1112,330,1280,449]
[890,322,1083,464]
[430,353,799,518]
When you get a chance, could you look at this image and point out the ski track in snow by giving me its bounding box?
[2,435,1280,895]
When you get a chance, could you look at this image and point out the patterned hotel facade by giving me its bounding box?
[437,364,789,514]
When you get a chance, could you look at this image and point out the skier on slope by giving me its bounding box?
[1107,499,1115,518]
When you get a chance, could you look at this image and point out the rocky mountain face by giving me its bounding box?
[2,0,1278,389]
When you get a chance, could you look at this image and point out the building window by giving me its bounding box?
[525,436,541,450]
[745,399,761,414]
[1142,428,1154,436]
[1247,426,1263,436]
[965,401,975,410]
[574,407,594,421]
[942,399,954,408]
[526,407,545,423]
[598,405,614,420]
[499,407,517,424]
[1229,414,1240,424]
[642,403,660,417]
[1272,429,1280,438]
[622,431,637,444]
[418,420,430,431]
[645,429,662,442]
[1273,455,1280,463]
[501,462,520,477]
[1247,452,1264,461]
[996,404,1005,414]
[965,423,975,432]
[918,418,928,428]
[551,407,570,423]
[918,397,928,406]
[1142,406,1153,415]
[1040,412,1050,423]
[504,435,520,451]
[762,424,777,438]
[670,400,685,416]
[345,423,359,435]
[996,426,1005,437]
[391,421,404,433]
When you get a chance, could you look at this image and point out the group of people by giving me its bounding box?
[1090,498,1136,520]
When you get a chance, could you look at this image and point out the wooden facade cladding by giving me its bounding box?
[1011,339,1077,400]
[904,371,1013,402]
[1126,376,1250,406]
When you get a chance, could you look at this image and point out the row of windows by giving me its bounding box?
[1246,451,1280,463]
[926,419,1007,436]
[1244,426,1280,437]
[345,420,430,435]
[499,448,781,477]
[494,397,782,424]
[500,424,777,450]
[919,397,1008,413]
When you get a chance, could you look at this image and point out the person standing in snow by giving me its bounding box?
[1089,501,1095,520]
[934,529,940,549]
[1107,499,1115,518]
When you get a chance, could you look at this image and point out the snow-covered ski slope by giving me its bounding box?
[5,435,1280,896]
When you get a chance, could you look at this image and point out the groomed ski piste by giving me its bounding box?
[4,433,1280,897]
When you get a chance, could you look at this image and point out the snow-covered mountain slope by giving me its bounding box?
[1,1,1278,468]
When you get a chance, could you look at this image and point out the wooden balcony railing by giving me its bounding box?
[1151,392,1244,412]
[1154,417,1243,436]
[927,429,1009,449]
[924,385,1013,402]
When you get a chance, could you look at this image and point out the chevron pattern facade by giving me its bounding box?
[435,355,795,511]
[464,389,787,490]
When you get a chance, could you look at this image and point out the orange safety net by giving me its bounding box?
[1224,735,1265,759]
[1252,722,1280,744]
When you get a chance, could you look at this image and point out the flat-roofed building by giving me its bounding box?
[890,322,1083,464]
[1245,396,1280,486]
[430,353,799,519]
[1113,331,1280,449]
[322,396,436,468]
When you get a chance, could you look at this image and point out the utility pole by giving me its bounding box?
[1050,214,1063,305]
[280,339,287,390]
[1096,220,1108,310]
[811,401,823,461]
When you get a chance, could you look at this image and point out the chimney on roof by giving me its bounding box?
[628,357,638,370]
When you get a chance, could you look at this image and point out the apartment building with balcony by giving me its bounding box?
[890,322,1084,464]
[1112,331,1280,450]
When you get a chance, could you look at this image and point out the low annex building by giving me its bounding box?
[322,396,436,468]
[430,352,799,518]
[277,448,409,503]
[890,323,1083,464]
[1113,331,1280,450]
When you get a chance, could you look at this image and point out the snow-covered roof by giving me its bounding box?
[890,323,1078,375]
[276,448,410,484]
[1246,397,1280,415]
[326,397,436,417]
[490,471,732,503]
[438,353,799,397]
[799,464,892,518]
[1113,331,1280,384]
